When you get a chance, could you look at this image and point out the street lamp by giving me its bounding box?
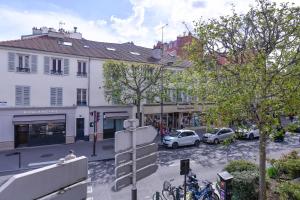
[160,23,168,137]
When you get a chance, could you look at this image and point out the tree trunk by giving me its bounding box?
[136,99,142,127]
[259,130,267,200]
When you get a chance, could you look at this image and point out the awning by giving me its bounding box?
[104,112,129,119]
[13,115,65,124]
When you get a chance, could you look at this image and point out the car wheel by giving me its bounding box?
[194,140,200,147]
[249,133,254,140]
[214,139,219,144]
[172,142,178,149]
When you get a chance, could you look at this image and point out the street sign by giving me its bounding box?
[115,126,157,153]
[115,143,158,166]
[115,153,157,178]
[115,164,158,191]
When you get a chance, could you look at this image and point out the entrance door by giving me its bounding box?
[15,124,29,147]
[76,118,85,141]
[103,118,125,139]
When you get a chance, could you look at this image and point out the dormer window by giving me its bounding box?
[130,52,140,55]
[106,47,116,51]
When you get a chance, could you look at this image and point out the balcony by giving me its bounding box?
[77,72,87,77]
[16,67,30,73]
[51,70,63,75]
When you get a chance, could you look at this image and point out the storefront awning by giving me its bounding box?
[104,112,129,119]
[13,114,65,124]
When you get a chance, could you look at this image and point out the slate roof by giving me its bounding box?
[0,36,161,64]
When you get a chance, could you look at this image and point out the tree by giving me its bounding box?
[188,0,300,199]
[103,60,169,126]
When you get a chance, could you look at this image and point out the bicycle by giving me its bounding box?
[161,179,183,200]
[187,180,219,200]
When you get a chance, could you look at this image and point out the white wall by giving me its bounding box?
[0,48,89,108]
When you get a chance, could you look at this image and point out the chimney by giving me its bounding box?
[74,27,77,33]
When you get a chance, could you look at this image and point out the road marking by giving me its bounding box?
[87,185,93,193]
[86,197,93,200]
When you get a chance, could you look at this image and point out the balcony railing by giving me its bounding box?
[77,72,87,77]
[77,101,87,106]
[16,67,30,73]
[51,70,63,75]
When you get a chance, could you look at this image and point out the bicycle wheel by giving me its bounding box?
[152,192,163,200]
[202,192,219,200]
[162,189,176,200]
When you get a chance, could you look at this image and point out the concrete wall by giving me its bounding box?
[0,156,88,200]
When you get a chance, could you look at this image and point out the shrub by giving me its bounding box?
[282,150,299,160]
[277,181,300,200]
[276,159,300,180]
[268,166,279,179]
[286,123,300,133]
[224,160,258,173]
[231,170,259,200]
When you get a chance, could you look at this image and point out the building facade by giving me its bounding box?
[0,27,161,151]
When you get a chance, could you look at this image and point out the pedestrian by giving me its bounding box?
[65,150,76,160]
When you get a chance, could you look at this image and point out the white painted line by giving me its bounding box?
[87,186,93,193]
[86,197,93,200]
[28,160,57,167]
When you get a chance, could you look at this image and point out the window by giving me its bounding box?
[106,47,116,51]
[77,89,87,106]
[130,52,140,55]
[15,86,30,106]
[77,61,87,77]
[51,58,63,75]
[50,87,63,106]
[17,55,30,72]
[186,132,195,136]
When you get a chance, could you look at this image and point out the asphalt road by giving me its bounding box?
[88,133,300,200]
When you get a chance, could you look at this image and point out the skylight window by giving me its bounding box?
[130,52,140,55]
[62,41,72,46]
[106,47,116,51]
[83,45,90,48]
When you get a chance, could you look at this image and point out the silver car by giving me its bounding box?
[163,130,201,149]
[203,128,235,144]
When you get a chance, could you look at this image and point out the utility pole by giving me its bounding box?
[160,23,168,138]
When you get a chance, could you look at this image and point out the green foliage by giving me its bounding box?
[271,151,300,180]
[222,136,236,146]
[267,166,279,179]
[286,123,300,133]
[231,170,259,200]
[277,181,300,200]
[224,160,258,173]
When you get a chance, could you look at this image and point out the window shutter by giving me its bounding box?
[57,88,63,106]
[8,52,15,72]
[50,87,57,106]
[63,59,69,75]
[15,86,23,106]
[23,86,30,106]
[44,56,50,74]
[31,55,38,73]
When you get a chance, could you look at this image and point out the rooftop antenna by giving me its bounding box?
[182,21,192,35]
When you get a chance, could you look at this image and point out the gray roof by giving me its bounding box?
[0,36,160,64]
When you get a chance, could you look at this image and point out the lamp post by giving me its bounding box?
[160,23,168,138]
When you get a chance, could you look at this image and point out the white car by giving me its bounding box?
[203,128,235,144]
[163,130,200,149]
[236,125,260,140]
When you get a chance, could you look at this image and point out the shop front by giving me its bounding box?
[13,115,66,147]
[143,103,204,131]
[0,107,76,150]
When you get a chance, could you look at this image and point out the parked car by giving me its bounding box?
[203,128,235,144]
[236,125,260,140]
[163,130,200,149]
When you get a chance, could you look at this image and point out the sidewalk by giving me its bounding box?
[0,139,115,172]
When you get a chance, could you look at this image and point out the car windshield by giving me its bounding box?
[210,129,219,134]
[169,131,180,137]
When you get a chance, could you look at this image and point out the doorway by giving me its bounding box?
[76,118,85,141]
[15,124,29,147]
[103,118,125,139]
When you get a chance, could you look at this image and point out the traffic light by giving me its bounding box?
[96,112,100,122]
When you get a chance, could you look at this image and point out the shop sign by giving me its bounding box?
[23,110,60,114]
[177,105,194,110]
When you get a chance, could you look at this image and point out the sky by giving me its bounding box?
[0,0,299,47]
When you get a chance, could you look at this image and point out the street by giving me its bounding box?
[87,133,300,200]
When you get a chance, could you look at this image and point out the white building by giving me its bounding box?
[0,27,163,151]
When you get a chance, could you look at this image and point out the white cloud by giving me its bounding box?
[0,0,299,48]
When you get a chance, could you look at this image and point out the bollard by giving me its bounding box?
[176,188,180,200]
